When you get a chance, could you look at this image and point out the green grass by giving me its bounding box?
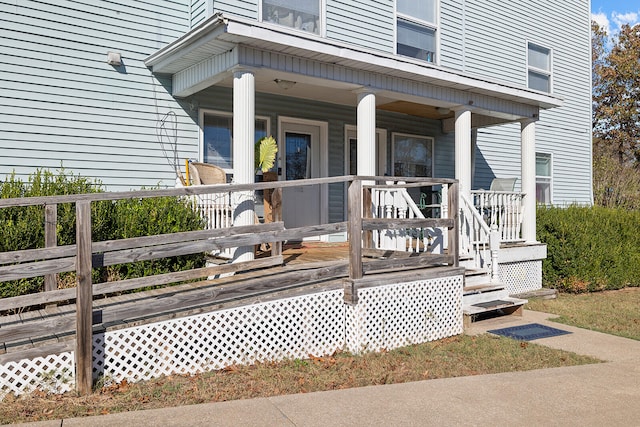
[0,334,598,424]
[526,287,640,341]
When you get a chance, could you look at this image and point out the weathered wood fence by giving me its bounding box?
[0,176,458,395]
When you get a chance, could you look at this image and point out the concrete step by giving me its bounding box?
[462,297,528,328]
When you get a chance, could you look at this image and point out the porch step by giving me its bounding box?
[464,268,491,287]
[462,281,528,328]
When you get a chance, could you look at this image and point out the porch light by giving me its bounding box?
[436,107,450,115]
[274,79,296,90]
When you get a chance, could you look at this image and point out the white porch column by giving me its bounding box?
[521,119,537,243]
[356,90,376,177]
[454,108,472,200]
[232,68,255,262]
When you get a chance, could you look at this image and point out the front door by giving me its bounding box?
[280,120,326,235]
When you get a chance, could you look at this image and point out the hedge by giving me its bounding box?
[537,205,640,292]
[0,169,206,298]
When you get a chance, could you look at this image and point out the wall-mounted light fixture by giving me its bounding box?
[436,107,451,115]
[274,79,296,90]
[107,51,122,66]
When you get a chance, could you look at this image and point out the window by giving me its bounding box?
[262,0,320,34]
[396,0,437,63]
[201,111,268,173]
[536,152,552,204]
[392,133,433,177]
[528,43,552,93]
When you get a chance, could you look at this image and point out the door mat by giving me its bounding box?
[488,323,571,341]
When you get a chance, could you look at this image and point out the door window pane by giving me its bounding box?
[285,132,311,180]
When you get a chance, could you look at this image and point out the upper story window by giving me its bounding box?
[396,0,437,63]
[528,43,552,93]
[262,0,320,34]
[536,152,552,204]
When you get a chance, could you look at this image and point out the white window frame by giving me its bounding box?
[527,41,553,93]
[535,152,553,205]
[199,109,270,175]
[395,0,440,64]
[259,0,325,37]
[391,132,435,178]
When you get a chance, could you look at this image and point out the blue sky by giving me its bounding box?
[591,0,640,35]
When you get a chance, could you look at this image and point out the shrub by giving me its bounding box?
[0,169,206,298]
[537,205,640,292]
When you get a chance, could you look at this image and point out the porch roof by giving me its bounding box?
[145,13,563,112]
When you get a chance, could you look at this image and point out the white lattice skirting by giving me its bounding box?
[1,274,462,398]
[498,260,542,295]
[0,352,75,399]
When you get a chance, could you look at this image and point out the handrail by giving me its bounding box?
[460,193,490,235]
[399,187,426,219]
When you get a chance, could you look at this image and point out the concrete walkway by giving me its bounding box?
[17,310,640,426]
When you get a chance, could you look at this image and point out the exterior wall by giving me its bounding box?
[326,0,394,52]
[457,0,593,205]
[211,0,257,20]
[0,1,196,190]
[191,0,209,27]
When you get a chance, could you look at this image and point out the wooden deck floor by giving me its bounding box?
[0,243,352,362]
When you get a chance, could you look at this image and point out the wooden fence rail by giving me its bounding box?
[0,176,458,395]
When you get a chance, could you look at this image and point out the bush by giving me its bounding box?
[537,205,640,292]
[0,169,206,298]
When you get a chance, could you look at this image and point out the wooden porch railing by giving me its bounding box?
[0,176,459,395]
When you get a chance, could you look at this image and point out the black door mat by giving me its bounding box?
[488,323,572,341]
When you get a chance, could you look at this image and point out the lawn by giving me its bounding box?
[0,334,598,424]
[525,287,640,341]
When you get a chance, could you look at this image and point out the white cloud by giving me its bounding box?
[612,11,639,29]
[592,12,611,35]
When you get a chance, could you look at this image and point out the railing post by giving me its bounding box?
[75,200,93,396]
[362,186,373,249]
[489,224,500,283]
[44,204,57,293]
[270,187,283,258]
[448,182,459,267]
[345,179,363,305]
[348,179,363,280]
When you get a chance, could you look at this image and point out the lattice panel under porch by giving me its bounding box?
[345,275,463,354]
[93,290,345,384]
[499,260,542,295]
[0,352,75,399]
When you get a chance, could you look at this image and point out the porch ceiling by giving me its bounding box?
[146,13,563,114]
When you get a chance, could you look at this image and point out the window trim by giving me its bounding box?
[391,132,435,178]
[527,41,553,93]
[258,0,326,37]
[535,151,553,205]
[199,109,271,175]
[395,0,440,64]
